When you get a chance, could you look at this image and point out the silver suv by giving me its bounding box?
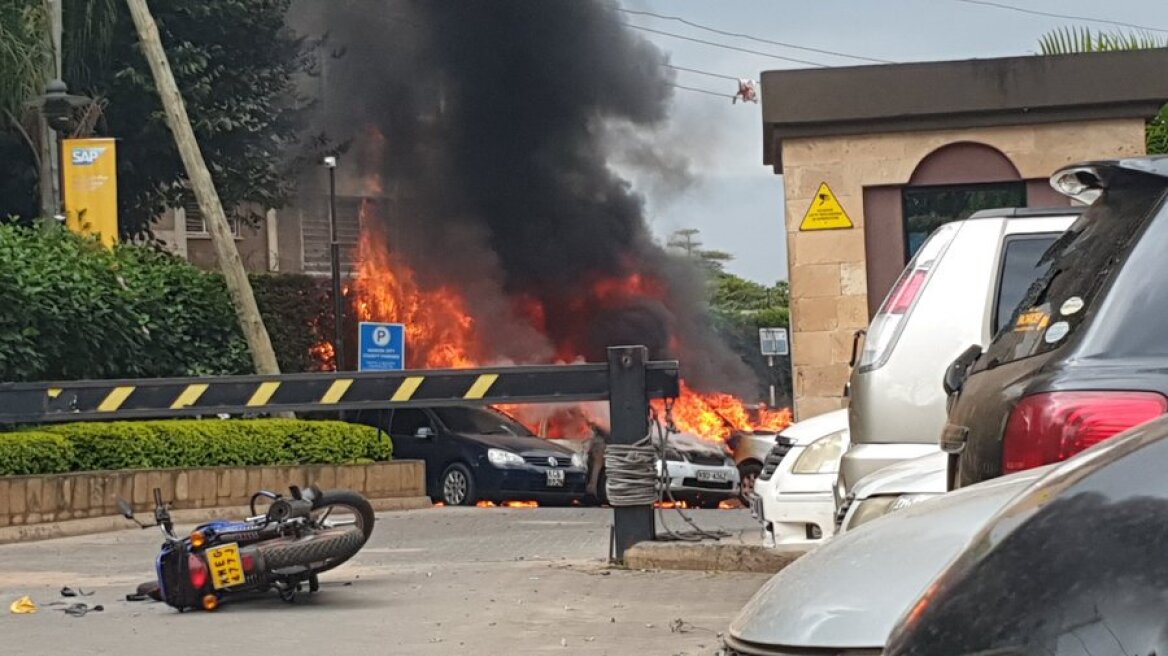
[838,207,1081,502]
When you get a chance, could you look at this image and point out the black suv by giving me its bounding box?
[353,406,588,506]
[944,157,1168,488]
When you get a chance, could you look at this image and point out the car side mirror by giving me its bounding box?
[116,497,134,520]
[415,427,435,438]
[943,344,984,396]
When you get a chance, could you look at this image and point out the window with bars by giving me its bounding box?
[183,197,241,236]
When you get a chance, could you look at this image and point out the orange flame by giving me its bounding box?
[353,199,479,369]
[310,341,337,372]
[655,382,793,442]
[308,187,796,446]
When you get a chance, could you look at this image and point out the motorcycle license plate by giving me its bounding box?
[207,543,246,590]
[546,469,565,487]
[697,470,728,482]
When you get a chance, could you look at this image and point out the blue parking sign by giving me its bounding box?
[359,322,406,371]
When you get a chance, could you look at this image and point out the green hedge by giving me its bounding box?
[0,420,391,476]
[0,224,338,383]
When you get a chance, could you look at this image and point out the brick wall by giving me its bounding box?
[781,118,1147,418]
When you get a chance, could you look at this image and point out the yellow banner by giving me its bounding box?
[62,138,118,247]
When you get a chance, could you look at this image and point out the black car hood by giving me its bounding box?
[456,431,573,455]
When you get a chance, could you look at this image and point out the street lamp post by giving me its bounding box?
[34,79,92,218]
[323,156,345,371]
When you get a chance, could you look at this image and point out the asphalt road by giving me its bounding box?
[0,507,768,655]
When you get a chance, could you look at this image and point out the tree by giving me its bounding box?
[0,0,322,233]
[1037,26,1168,155]
[125,0,279,376]
[668,228,735,273]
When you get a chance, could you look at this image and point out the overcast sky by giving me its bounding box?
[614,0,1168,283]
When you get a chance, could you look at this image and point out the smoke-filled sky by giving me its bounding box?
[307,0,758,395]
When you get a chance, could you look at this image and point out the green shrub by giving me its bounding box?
[0,419,391,476]
[0,432,75,476]
[0,224,336,384]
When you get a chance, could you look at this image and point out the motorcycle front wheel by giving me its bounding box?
[307,490,375,573]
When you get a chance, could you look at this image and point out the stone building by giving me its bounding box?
[760,49,1168,418]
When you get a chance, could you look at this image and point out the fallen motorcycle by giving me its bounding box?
[119,485,374,612]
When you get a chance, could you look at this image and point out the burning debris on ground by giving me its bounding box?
[303,0,791,442]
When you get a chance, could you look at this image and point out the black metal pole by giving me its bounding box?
[607,345,655,562]
[328,163,345,371]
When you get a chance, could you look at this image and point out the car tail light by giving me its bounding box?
[857,223,958,372]
[1002,391,1168,473]
[188,554,208,589]
[888,270,928,314]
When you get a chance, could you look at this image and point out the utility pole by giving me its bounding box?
[124,0,281,376]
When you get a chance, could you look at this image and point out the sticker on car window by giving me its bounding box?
[1059,296,1084,317]
[1013,308,1050,333]
[1044,321,1070,344]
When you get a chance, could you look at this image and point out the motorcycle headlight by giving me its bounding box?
[791,431,846,475]
[846,493,937,531]
[571,452,586,469]
[487,448,524,467]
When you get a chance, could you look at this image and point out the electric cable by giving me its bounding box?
[612,5,896,64]
[949,0,1168,34]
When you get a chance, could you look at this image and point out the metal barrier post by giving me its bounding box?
[607,345,655,562]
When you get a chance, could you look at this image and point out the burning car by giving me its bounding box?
[562,426,740,508]
[657,432,742,507]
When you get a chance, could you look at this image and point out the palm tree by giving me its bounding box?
[1038,26,1168,155]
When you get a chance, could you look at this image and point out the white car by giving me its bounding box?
[751,409,848,547]
[657,432,741,507]
[836,451,947,533]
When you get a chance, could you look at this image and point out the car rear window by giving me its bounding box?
[992,235,1059,334]
[982,179,1168,368]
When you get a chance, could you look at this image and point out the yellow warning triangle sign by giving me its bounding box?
[799,182,854,231]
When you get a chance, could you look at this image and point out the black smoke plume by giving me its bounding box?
[303,0,757,397]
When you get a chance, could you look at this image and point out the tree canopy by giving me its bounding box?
[0,0,322,233]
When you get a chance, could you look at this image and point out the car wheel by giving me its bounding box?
[738,461,763,503]
[440,463,477,506]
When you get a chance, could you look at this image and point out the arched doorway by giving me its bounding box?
[902,142,1025,258]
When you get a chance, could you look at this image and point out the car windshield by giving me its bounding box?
[432,407,534,436]
[980,178,1168,369]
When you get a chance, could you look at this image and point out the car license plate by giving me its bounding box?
[546,469,565,487]
[207,543,246,590]
[697,470,727,482]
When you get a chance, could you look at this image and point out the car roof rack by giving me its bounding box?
[967,206,1088,220]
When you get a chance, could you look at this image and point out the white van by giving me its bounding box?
[838,207,1081,503]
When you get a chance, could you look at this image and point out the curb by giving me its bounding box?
[623,541,807,574]
[0,496,433,546]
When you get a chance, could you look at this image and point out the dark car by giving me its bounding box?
[352,406,588,506]
[886,414,1168,655]
[943,157,1168,489]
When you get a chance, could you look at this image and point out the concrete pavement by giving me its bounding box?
[0,507,770,655]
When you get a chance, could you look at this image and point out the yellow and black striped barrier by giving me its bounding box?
[0,360,680,424]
